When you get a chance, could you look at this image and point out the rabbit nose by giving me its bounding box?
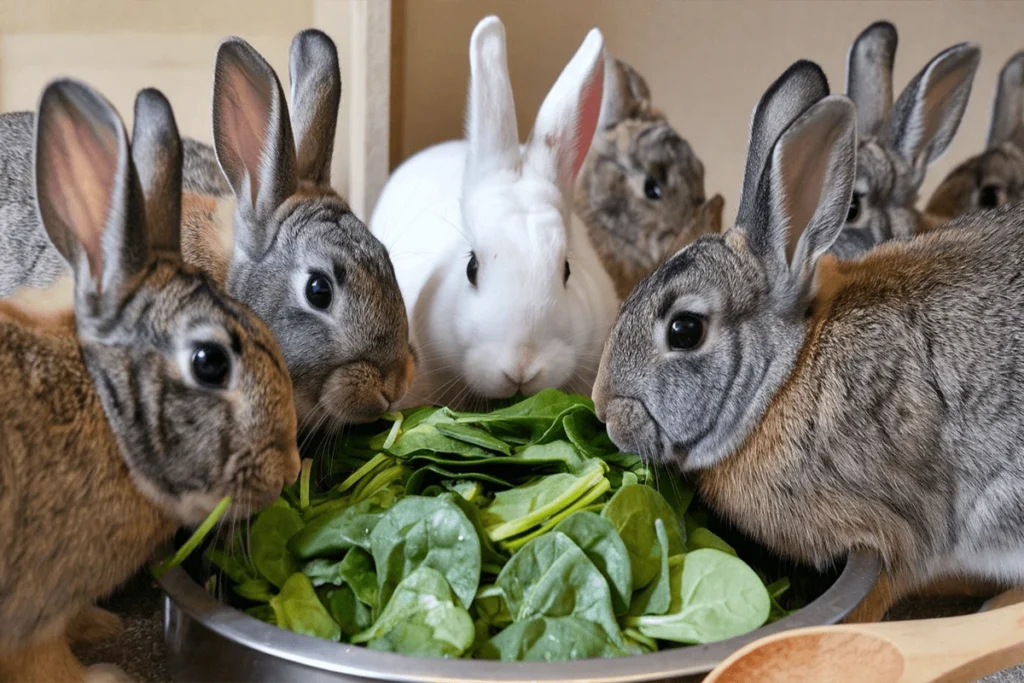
[503,360,540,389]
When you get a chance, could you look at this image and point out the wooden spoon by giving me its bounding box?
[703,600,1024,683]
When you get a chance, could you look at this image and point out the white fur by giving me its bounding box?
[371,16,617,409]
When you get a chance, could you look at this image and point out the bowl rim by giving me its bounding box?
[157,549,881,682]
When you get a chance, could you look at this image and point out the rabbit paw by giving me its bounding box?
[68,605,124,644]
[85,663,136,683]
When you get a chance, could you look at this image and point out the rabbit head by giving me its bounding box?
[414,17,613,403]
[575,56,715,299]
[594,61,857,471]
[33,82,299,523]
[927,51,1024,220]
[212,30,414,426]
[832,21,979,257]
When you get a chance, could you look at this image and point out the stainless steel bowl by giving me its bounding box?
[159,549,880,683]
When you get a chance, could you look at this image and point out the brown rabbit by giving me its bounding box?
[574,55,723,300]
[0,81,299,683]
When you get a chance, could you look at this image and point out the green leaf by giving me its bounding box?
[233,578,276,603]
[269,573,341,641]
[206,546,257,585]
[246,604,277,625]
[370,496,481,610]
[495,531,622,646]
[480,616,625,661]
[687,527,737,556]
[404,465,513,496]
[386,423,494,459]
[628,549,771,644]
[320,584,373,638]
[601,485,686,591]
[352,567,475,658]
[436,422,512,455]
[627,519,672,616]
[302,548,378,608]
[250,506,305,589]
[551,511,632,616]
[442,493,507,573]
[287,499,384,560]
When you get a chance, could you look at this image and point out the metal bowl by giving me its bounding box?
[158,549,880,683]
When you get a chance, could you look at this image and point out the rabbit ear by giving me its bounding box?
[522,27,605,195]
[846,21,897,138]
[746,95,857,303]
[735,60,830,230]
[887,42,980,179]
[213,36,298,256]
[986,51,1024,149]
[131,88,182,257]
[465,16,520,183]
[597,57,651,129]
[289,29,341,187]
[34,79,148,307]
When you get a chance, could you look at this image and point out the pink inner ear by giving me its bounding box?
[571,56,604,181]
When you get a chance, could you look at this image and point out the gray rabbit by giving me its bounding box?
[575,55,723,300]
[0,30,413,428]
[594,60,1024,624]
[927,51,1024,221]
[832,21,980,258]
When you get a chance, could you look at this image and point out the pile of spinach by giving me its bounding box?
[195,390,788,661]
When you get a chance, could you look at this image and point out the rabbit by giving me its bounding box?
[593,59,1024,627]
[0,80,299,683]
[0,29,414,427]
[369,16,618,410]
[927,51,1024,221]
[573,55,724,300]
[830,21,980,258]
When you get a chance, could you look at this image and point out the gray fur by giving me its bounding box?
[595,61,1024,597]
[928,52,1024,220]
[834,26,980,258]
[576,57,710,300]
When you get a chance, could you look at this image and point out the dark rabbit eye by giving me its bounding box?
[467,252,479,287]
[846,193,862,223]
[305,272,333,310]
[192,344,231,388]
[979,184,1003,209]
[644,176,663,200]
[667,313,706,351]
[563,259,571,285]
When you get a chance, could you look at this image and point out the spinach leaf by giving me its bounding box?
[233,578,276,603]
[627,519,672,616]
[480,616,624,662]
[246,604,277,626]
[386,424,494,459]
[552,511,632,616]
[495,531,622,646]
[352,567,475,658]
[436,422,512,455]
[250,506,305,589]
[370,496,481,609]
[302,548,378,608]
[601,484,685,590]
[287,500,384,560]
[269,573,341,641]
[320,584,373,638]
[206,546,258,585]
[405,465,513,496]
[628,549,771,644]
[442,493,507,573]
[687,527,738,556]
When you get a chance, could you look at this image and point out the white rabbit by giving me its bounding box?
[371,16,618,409]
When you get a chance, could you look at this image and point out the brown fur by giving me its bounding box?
[0,315,173,682]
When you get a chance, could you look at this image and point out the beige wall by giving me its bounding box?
[393,0,1024,217]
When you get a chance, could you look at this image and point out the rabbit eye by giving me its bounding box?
[563,259,571,285]
[192,343,231,388]
[667,313,706,351]
[979,184,1003,209]
[644,177,663,200]
[305,272,333,310]
[467,252,479,287]
[846,193,862,223]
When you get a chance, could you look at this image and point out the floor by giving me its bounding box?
[75,574,1024,683]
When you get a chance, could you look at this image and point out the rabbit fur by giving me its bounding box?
[574,55,724,300]
[927,51,1024,221]
[0,30,414,427]
[370,16,618,409]
[832,21,980,258]
[594,60,1024,625]
[0,81,299,683]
